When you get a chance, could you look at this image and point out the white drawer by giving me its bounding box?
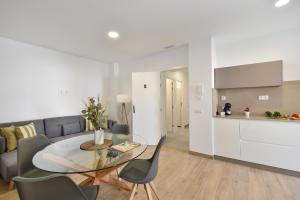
[241,140,300,171]
[240,120,300,148]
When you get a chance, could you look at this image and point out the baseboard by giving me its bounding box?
[189,151,214,159]
[214,155,300,177]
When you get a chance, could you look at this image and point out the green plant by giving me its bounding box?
[273,111,282,118]
[81,97,105,130]
[265,111,273,118]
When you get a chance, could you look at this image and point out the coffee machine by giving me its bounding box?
[223,103,232,116]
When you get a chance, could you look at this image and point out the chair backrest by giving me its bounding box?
[13,175,89,200]
[145,136,166,182]
[17,134,50,176]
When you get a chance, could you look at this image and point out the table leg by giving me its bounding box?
[79,177,94,186]
[79,165,132,191]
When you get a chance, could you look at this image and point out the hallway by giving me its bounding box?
[165,127,189,151]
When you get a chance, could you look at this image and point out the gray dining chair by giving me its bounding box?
[17,135,52,178]
[119,136,166,200]
[13,174,99,200]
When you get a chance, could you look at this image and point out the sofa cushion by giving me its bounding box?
[63,122,81,136]
[0,126,17,152]
[49,132,88,143]
[0,150,17,182]
[85,117,94,132]
[0,119,45,135]
[15,123,37,140]
[100,115,108,129]
[0,136,5,154]
[44,116,84,138]
[108,120,117,130]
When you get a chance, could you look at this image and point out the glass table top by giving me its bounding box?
[33,133,147,174]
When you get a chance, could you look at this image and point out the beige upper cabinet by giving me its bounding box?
[214,61,283,89]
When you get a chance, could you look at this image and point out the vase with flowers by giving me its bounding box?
[82,97,106,145]
[244,107,250,118]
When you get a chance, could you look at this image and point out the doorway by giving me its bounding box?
[161,68,189,151]
[166,79,183,133]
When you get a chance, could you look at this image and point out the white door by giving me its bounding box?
[166,78,174,132]
[174,80,183,127]
[132,72,161,145]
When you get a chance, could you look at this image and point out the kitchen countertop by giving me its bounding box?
[213,115,300,123]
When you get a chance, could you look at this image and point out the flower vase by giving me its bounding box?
[245,111,250,118]
[94,129,104,145]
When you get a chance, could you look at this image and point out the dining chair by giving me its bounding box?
[119,136,166,200]
[17,135,52,178]
[13,174,99,200]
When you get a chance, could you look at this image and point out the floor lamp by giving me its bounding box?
[117,94,131,125]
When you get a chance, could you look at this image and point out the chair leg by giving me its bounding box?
[144,184,153,200]
[149,182,160,200]
[129,184,138,200]
[8,180,15,191]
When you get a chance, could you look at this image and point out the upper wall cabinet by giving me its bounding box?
[214,61,283,89]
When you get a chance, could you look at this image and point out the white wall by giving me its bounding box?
[214,27,300,81]
[0,37,109,123]
[115,42,215,155]
[111,45,189,121]
[118,45,189,94]
[188,37,213,155]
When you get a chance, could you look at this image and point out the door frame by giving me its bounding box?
[164,78,184,133]
[160,67,188,137]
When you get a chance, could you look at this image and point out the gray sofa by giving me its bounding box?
[0,115,116,183]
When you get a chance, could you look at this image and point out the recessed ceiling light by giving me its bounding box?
[275,0,290,7]
[107,31,119,39]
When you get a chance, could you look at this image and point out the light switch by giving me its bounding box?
[58,88,69,96]
[58,88,63,96]
[221,96,227,101]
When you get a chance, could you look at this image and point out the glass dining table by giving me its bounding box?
[32,133,147,190]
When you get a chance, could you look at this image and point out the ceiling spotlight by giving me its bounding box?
[275,0,290,7]
[107,31,119,39]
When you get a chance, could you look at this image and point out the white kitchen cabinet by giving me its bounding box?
[240,120,300,148]
[214,118,240,159]
[214,118,300,172]
[241,140,300,171]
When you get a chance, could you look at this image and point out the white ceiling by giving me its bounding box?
[0,0,299,63]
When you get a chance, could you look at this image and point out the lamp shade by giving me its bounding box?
[117,94,131,103]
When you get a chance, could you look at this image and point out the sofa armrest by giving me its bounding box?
[0,136,6,154]
[112,124,129,135]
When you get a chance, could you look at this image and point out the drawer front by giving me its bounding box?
[241,141,300,171]
[240,120,300,148]
[214,118,240,159]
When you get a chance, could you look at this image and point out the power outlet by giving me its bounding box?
[258,95,269,101]
[265,95,269,101]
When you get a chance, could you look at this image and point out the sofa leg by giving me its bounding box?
[8,180,15,191]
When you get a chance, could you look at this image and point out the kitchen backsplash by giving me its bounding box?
[215,80,300,116]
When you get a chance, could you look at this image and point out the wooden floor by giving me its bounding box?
[1,146,300,200]
[165,127,189,151]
